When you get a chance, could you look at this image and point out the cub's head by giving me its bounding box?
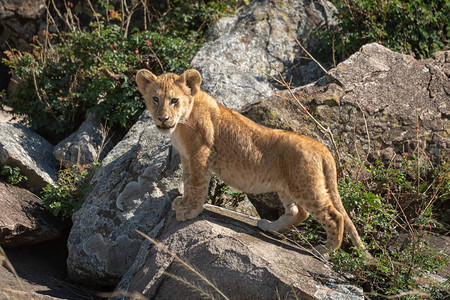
[136,69,201,134]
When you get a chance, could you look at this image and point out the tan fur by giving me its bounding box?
[136,69,367,252]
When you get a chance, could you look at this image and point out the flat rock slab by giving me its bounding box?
[0,182,61,248]
[116,205,363,300]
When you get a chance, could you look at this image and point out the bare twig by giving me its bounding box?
[140,0,149,30]
[295,38,328,75]
[94,120,114,163]
[332,31,336,68]
[44,3,55,55]
[146,47,165,73]
[415,97,421,196]
[295,38,344,87]
[31,67,58,121]
[392,194,416,236]
[86,0,100,30]
[279,228,330,264]
[105,0,110,23]
[101,68,122,80]
[120,0,128,32]
[50,0,73,31]
[123,0,140,38]
[45,2,60,35]
[355,101,371,160]
[64,0,76,29]
[420,175,447,217]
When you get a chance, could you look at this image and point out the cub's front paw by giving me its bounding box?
[257,219,273,232]
[175,205,204,221]
[171,196,184,210]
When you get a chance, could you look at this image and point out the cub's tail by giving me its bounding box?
[322,155,366,251]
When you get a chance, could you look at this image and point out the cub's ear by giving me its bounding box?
[179,69,202,96]
[136,69,157,95]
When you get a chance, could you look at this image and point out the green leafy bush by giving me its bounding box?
[41,164,97,220]
[0,164,27,185]
[4,23,141,143]
[3,0,234,143]
[3,23,194,143]
[323,0,449,61]
[369,154,449,222]
[334,155,449,298]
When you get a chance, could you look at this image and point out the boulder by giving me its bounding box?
[67,112,183,286]
[327,44,449,161]
[53,113,114,168]
[243,43,449,164]
[191,0,337,110]
[0,182,61,248]
[114,205,363,300]
[0,122,58,193]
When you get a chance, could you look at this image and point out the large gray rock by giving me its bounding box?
[67,112,182,286]
[0,182,61,248]
[115,205,363,300]
[191,0,337,110]
[53,113,114,168]
[328,44,449,157]
[0,122,58,193]
[244,43,449,163]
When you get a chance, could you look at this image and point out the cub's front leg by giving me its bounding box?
[171,155,190,211]
[172,154,211,221]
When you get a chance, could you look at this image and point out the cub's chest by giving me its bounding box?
[170,132,188,159]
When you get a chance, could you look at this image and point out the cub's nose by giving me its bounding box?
[158,115,169,122]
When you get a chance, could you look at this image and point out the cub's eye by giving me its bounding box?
[170,98,179,105]
[152,96,159,104]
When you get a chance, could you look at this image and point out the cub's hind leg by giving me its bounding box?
[257,193,309,233]
[304,196,344,250]
[291,181,344,250]
[312,204,344,250]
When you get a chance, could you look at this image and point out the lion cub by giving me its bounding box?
[136,69,367,252]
